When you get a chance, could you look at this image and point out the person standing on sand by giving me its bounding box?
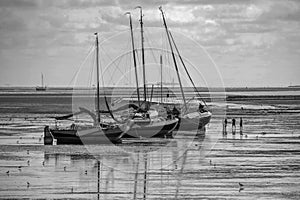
[239,117,243,135]
[223,118,228,134]
[232,118,236,134]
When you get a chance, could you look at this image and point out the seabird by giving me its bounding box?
[64,166,66,171]
[42,161,45,166]
[239,182,244,187]
[27,160,30,166]
[85,170,87,175]
[27,150,29,155]
[6,171,9,175]
[27,182,30,188]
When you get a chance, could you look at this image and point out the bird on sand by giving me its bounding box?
[238,182,244,192]
[27,160,30,166]
[85,170,88,175]
[27,182,30,188]
[64,166,66,171]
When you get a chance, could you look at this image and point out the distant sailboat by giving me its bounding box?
[36,73,47,91]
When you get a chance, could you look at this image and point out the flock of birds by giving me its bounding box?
[4,149,90,191]
[4,149,247,193]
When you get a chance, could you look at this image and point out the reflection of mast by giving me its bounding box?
[159,7,187,111]
[133,152,140,200]
[175,150,188,199]
[143,153,148,200]
[125,12,141,107]
[136,6,147,105]
[97,160,101,200]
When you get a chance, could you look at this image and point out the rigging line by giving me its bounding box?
[98,38,119,122]
[169,31,208,108]
[67,44,95,86]
[144,30,158,65]
[162,10,173,86]
[88,49,96,87]
[99,46,131,84]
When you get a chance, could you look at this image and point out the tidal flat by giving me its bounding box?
[0,90,299,199]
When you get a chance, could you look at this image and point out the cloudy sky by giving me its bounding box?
[0,0,299,87]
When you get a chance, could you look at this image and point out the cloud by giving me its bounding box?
[0,0,299,86]
[0,0,36,8]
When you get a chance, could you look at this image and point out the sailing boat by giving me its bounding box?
[44,33,126,145]
[158,7,211,132]
[118,7,179,138]
[36,73,47,91]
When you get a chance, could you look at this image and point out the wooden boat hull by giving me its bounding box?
[122,118,179,138]
[44,126,122,145]
[175,111,211,131]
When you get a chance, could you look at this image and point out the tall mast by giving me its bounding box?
[95,32,101,124]
[160,55,163,103]
[41,73,44,87]
[159,6,187,110]
[125,12,141,107]
[169,31,208,108]
[136,6,147,105]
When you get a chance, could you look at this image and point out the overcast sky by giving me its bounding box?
[0,0,299,87]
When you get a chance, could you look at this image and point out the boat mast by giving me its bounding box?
[169,31,208,107]
[41,73,44,87]
[159,6,187,110]
[136,6,147,106]
[160,55,163,103]
[95,32,101,124]
[125,12,141,107]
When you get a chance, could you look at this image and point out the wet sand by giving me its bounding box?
[0,92,300,199]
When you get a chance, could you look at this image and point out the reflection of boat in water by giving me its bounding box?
[36,73,47,91]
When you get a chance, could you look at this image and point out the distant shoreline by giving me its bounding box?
[1,86,300,92]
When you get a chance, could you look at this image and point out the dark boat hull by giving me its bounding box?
[35,87,47,91]
[122,118,179,138]
[175,111,212,131]
[44,126,122,145]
